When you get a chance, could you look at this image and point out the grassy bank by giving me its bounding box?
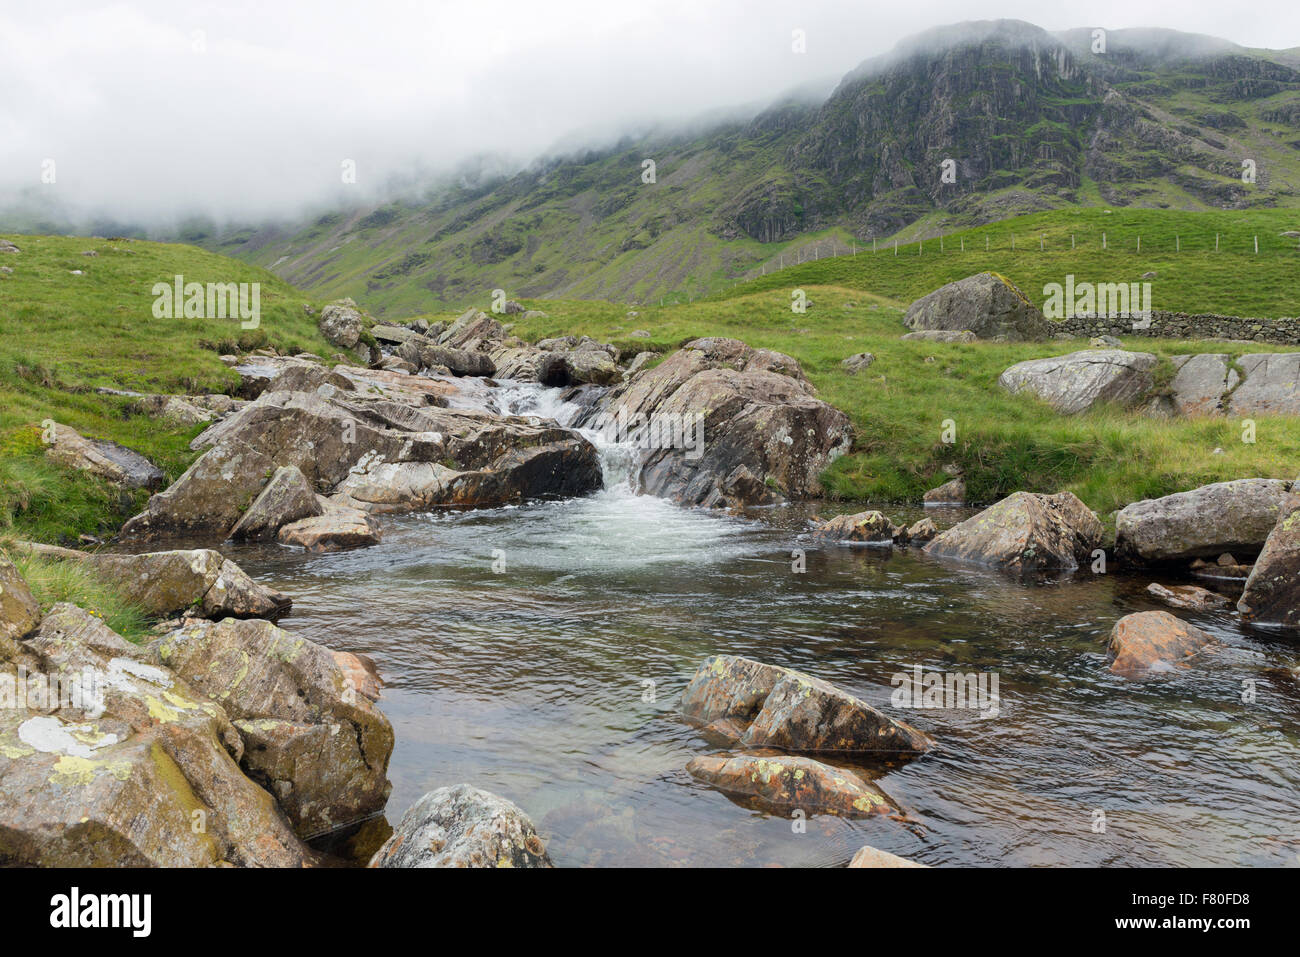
[0,234,332,542]
[4,548,149,642]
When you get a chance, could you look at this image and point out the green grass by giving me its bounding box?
[7,548,149,643]
[0,233,334,541]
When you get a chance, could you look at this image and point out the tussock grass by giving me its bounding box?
[6,548,149,643]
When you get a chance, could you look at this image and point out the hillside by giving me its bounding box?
[204,21,1300,315]
[0,234,331,542]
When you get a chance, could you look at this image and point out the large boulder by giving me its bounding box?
[437,309,506,351]
[686,752,896,818]
[1227,354,1300,416]
[1115,479,1294,563]
[1238,490,1300,631]
[318,299,366,350]
[370,784,551,868]
[0,604,307,866]
[83,549,289,620]
[228,465,323,541]
[1106,611,1215,678]
[43,423,165,490]
[600,338,850,507]
[680,655,932,756]
[924,491,1103,574]
[998,350,1158,414]
[903,273,1050,341]
[149,617,393,838]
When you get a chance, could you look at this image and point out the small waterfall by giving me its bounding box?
[447,377,641,493]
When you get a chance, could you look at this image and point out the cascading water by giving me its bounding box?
[446,376,642,492]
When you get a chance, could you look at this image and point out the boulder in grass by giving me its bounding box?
[1106,611,1215,678]
[686,752,897,818]
[370,784,551,868]
[679,655,932,757]
[43,423,165,490]
[924,491,1103,574]
[841,352,876,374]
[904,272,1050,341]
[998,350,1158,414]
[318,299,366,350]
[0,556,41,658]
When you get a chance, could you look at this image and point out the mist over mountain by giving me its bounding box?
[177,20,1300,314]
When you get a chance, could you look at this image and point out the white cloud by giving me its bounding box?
[1,0,1297,226]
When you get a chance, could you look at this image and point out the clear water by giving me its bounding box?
[222,381,1300,867]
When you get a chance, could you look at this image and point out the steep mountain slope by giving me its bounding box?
[206,21,1300,314]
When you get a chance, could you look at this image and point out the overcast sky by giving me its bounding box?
[3,0,1299,226]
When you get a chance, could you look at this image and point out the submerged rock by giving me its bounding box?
[1115,479,1293,563]
[848,845,926,868]
[0,604,307,866]
[1106,611,1215,678]
[1146,582,1231,612]
[686,752,897,818]
[998,350,1157,414]
[370,784,551,868]
[42,423,165,490]
[1238,491,1300,631]
[812,511,896,546]
[680,655,932,756]
[923,491,1103,574]
[904,273,1049,341]
[149,617,393,839]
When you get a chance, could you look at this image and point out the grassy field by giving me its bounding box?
[0,234,333,542]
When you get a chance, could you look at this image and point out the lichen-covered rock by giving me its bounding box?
[904,517,938,543]
[680,655,932,757]
[370,784,551,868]
[812,511,896,546]
[686,752,897,818]
[1238,492,1300,631]
[1115,479,1293,563]
[85,549,288,620]
[229,465,323,541]
[848,845,926,868]
[149,617,393,839]
[1146,582,1230,612]
[1166,354,1239,417]
[43,423,165,490]
[1227,354,1300,416]
[0,604,306,866]
[998,350,1157,414]
[1106,611,1215,678]
[904,273,1050,341]
[924,491,1103,574]
[923,477,966,504]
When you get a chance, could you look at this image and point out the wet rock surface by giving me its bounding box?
[924,491,1103,574]
[1106,610,1215,678]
